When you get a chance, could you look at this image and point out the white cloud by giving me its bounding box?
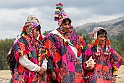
[0,30,20,39]
[0,0,124,39]
[0,8,43,39]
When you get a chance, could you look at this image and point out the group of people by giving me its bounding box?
[8,3,123,83]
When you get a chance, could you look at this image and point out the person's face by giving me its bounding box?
[97,34,106,45]
[61,21,71,33]
[33,28,40,39]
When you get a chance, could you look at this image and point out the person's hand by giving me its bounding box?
[51,70,56,80]
[38,67,46,75]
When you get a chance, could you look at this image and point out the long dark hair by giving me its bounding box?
[36,25,41,34]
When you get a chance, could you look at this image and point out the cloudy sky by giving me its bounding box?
[0,0,124,39]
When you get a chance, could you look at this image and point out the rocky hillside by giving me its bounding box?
[75,16,124,37]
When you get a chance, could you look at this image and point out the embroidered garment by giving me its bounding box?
[83,45,123,83]
[43,28,85,83]
[11,35,47,83]
[54,3,69,26]
[10,16,47,83]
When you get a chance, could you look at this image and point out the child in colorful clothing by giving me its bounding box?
[42,3,85,83]
[83,27,123,83]
[8,16,48,83]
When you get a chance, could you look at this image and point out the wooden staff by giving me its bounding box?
[37,48,41,83]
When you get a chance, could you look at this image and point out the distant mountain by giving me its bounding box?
[75,16,124,37]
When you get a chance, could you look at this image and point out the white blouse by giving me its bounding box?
[19,54,48,72]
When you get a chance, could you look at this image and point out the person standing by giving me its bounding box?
[8,15,48,83]
[43,3,85,83]
[83,27,123,83]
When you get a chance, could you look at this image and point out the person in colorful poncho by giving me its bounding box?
[9,15,48,83]
[42,3,85,83]
[83,27,123,83]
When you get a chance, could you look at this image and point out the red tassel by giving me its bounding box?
[39,34,43,41]
[106,39,110,45]
[70,25,73,29]
[102,42,105,47]
[94,39,99,45]
[88,44,93,48]
[13,80,18,83]
[56,3,63,7]
[77,50,81,57]
[22,26,26,32]
[67,29,72,33]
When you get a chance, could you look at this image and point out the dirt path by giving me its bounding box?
[0,70,11,83]
[0,65,124,83]
[116,65,124,83]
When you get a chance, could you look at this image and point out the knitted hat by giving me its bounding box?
[21,15,40,37]
[92,27,105,39]
[26,15,40,25]
[54,3,69,26]
[92,27,110,46]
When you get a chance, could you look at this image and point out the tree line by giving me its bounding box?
[0,38,14,69]
[0,33,123,70]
